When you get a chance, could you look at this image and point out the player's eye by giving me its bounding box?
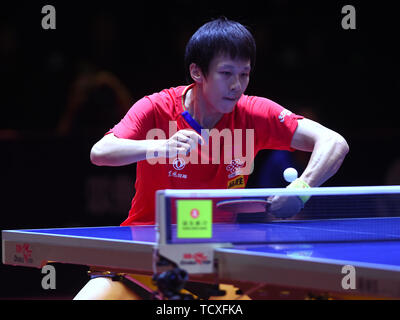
[220,71,232,76]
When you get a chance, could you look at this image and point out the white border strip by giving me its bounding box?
[161,186,400,198]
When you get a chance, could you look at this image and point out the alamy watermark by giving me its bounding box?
[145,121,255,175]
[41,265,56,290]
[42,5,356,31]
[41,5,56,30]
[341,5,356,30]
[341,265,356,290]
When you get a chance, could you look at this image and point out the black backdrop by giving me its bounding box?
[1,0,399,298]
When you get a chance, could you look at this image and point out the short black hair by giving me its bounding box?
[184,17,256,83]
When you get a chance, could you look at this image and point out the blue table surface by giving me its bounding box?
[18,217,400,269]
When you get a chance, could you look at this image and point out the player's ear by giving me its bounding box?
[189,63,204,83]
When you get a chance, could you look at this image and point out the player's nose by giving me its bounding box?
[229,75,242,92]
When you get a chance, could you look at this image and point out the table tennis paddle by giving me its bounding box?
[216,198,271,214]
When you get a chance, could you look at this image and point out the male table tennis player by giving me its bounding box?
[74,18,349,300]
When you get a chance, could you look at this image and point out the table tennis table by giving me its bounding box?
[3,186,400,299]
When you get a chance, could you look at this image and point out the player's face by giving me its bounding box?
[202,54,251,113]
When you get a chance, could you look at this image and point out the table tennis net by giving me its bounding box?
[159,187,400,244]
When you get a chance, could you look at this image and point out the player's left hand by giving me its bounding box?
[266,195,304,219]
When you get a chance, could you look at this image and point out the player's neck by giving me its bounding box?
[185,85,223,129]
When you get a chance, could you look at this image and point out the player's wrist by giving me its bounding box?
[286,178,311,204]
[146,140,167,160]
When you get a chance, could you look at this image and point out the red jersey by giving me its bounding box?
[108,85,302,225]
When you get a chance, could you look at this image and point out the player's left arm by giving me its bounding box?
[290,118,349,187]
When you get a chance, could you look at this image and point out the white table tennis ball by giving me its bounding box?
[283,167,298,183]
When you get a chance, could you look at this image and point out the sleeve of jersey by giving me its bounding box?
[247,96,303,152]
[106,96,155,140]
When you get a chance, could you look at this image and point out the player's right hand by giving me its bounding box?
[159,130,205,158]
[266,195,304,219]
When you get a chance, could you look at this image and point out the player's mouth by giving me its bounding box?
[223,96,240,102]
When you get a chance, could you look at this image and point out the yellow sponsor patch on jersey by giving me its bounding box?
[227,175,245,189]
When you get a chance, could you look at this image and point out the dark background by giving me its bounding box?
[1,0,399,299]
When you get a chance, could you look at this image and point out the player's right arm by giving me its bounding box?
[90,131,204,167]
